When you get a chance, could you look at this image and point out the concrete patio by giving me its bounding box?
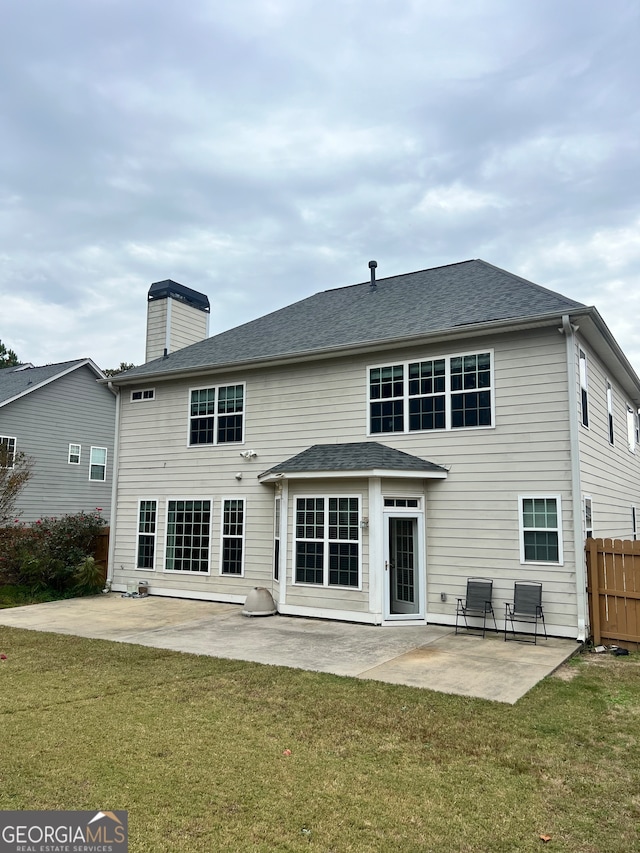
[0,593,580,704]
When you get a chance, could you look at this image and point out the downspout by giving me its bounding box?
[106,381,121,590]
[561,315,588,641]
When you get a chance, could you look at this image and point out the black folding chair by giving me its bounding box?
[456,578,497,638]
[504,581,547,644]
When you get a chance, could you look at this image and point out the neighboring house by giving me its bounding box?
[0,359,116,523]
[106,262,640,640]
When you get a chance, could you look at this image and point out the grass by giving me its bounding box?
[0,629,639,853]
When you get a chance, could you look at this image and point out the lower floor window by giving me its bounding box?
[295,496,360,587]
[136,500,157,569]
[221,499,244,575]
[520,496,562,564]
[166,500,211,572]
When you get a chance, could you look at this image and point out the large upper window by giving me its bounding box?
[295,497,360,587]
[221,499,244,575]
[369,352,492,434]
[136,500,157,569]
[0,436,17,468]
[165,500,211,573]
[89,447,107,481]
[189,385,244,445]
[519,496,563,564]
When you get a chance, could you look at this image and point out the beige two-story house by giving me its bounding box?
[105,262,640,640]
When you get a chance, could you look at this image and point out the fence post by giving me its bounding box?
[586,537,600,646]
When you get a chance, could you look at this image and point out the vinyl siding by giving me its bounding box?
[1,366,116,522]
[575,336,640,538]
[113,325,583,633]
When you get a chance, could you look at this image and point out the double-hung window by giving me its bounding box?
[68,443,81,465]
[627,405,638,453]
[136,500,157,569]
[519,496,563,564]
[606,382,614,445]
[89,447,107,481]
[0,436,17,468]
[189,384,244,445]
[221,499,245,575]
[165,500,211,572]
[295,497,360,587]
[369,351,492,434]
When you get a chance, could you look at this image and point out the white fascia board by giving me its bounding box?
[258,468,448,483]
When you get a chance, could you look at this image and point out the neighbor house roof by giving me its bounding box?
[258,442,448,481]
[0,359,106,408]
[114,259,586,382]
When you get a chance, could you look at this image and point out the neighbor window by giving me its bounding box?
[189,384,244,445]
[165,500,211,573]
[131,389,155,402]
[221,499,245,575]
[579,349,589,428]
[68,443,81,465]
[369,351,492,434]
[0,436,16,469]
[606,382,614,444]
[295,496,360,587]
[633,506,637,541]
[89,446,107,481]
[520,496,563,564]
[136,500,157,569]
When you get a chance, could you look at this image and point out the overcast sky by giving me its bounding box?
[2,0,639,374]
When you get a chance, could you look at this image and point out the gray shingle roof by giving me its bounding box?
[0,359,97,407]
[259,442,448,476]
[118,259,586,380]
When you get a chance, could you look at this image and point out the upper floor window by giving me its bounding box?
[89,446,107,481]
[369,351,492,434]
[579,348,589,428]
[68,443,81,465]
[606,382,614,445]
[627,405,638,453]
[189,384,244,445]
[0,436,17,469]
[131,389,155,402]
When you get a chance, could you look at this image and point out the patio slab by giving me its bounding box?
[0,594,580,703]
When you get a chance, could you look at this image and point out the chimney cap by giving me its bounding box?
[148,279,210,313]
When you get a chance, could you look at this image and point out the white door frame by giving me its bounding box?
[382,507,426,622]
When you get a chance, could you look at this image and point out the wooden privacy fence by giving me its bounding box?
[93,527,110,585]
[586,538,640,651]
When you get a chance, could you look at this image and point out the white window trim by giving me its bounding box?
[219,497,246,577]
[583,494,593,539]
[579,348,589,429]
[131,388,155,402]
[186,382,246,447]
[367,349,495,436]
[632,505,637,541]
[293,494,363,590]
[273,496,281,582]
[518,494,564,566]
[163,497,213,575]
[89,446,107,482]
[626,404,638,453]
[135,498,158,571]
[68,443,81,465]
[606,381,614,445]
[0,435,17,469]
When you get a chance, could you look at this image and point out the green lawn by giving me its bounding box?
[1,628,639,853]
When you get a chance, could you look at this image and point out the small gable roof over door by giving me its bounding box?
[258,442,448,482]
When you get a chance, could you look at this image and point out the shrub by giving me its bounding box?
[0,511,107,594]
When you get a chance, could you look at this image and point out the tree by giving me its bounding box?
[0,450,34,526]
[103,362,136,377]
[0,340,19,368]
